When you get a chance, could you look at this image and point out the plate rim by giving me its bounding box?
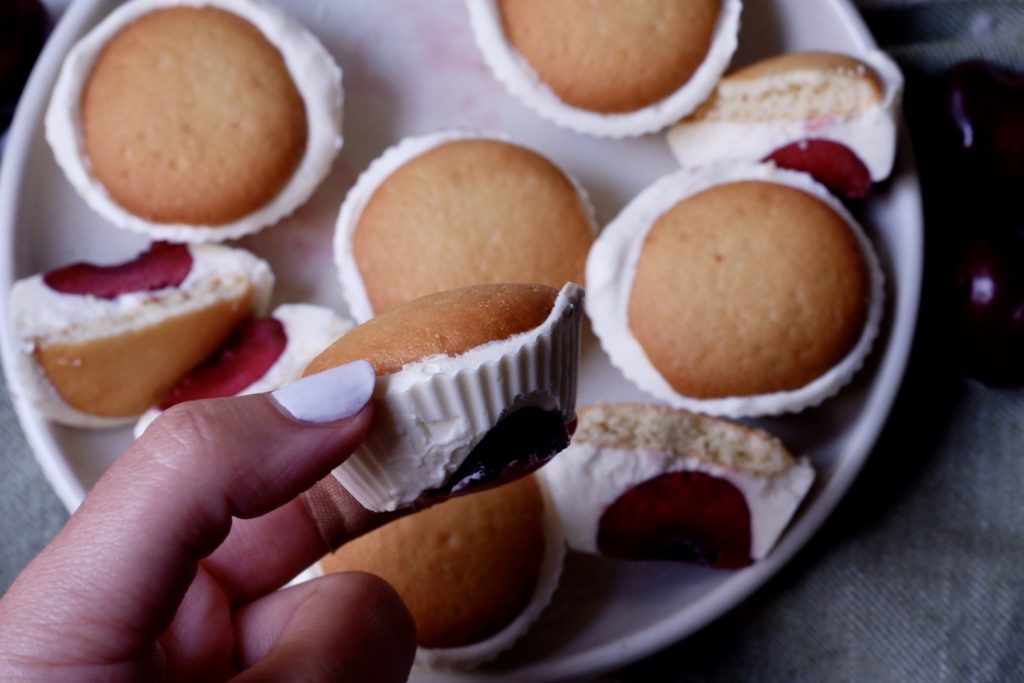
[0,0,924,680]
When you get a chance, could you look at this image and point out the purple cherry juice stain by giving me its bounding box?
[43,242,193,298]
[424,407,570,502]
[159,317,287,409]
[597,471,753,569]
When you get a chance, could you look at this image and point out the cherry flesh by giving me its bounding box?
[597,471,752,569]
[159,317,287,409]
[424,407,570,502]
[43,242,193,298]
[764,138,872,199]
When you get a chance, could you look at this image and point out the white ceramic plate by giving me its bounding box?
[0,1,922,680]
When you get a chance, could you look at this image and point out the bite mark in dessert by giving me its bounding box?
[43,241,192,297]
[424,407,569,501]
[303,282,584,512]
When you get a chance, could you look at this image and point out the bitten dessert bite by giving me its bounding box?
[466,0,741,137]
[586,161,884,418]
[319,475,565,669]
[133,303,353,437]
[539,403,814,568]
[303,282,584,512]
[667,51,903,198]
[46,0,343,242]
[335,131,595,322]
[9,242,273,428]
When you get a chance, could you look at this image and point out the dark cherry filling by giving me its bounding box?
[764,138,872,200]
[597,471,753,569]
[423,407,570,502]
[159,317,287,409]
[43,241,193,298]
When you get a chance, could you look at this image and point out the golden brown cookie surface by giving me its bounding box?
[320,475,546,649]
[306,284,558,376]
[81,7,307,225]
[628,181,869,398]
[498,0,721,113]
[352,139,592,315]
[35,289,252,417]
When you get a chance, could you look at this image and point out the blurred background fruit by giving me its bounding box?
[1,0,50,133]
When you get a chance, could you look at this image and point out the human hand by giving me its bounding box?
[0,360,415,683]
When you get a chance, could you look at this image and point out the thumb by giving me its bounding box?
[0,360,378,668]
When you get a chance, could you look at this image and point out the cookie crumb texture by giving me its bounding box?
[321,476,546,648]
[628,180,870,398]
[81,7,308,225]
[498,0,721,113]
[352,140,592,314]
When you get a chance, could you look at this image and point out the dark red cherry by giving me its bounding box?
[952,234,1024,385]
[159,317,287,409]
[946,60,1024,194]
[597,471,752,569]
[423,407,570,502]
[43,242,193,298]
[1,0,49,131]
[764,139,872,199]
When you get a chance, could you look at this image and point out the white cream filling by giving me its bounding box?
[332,282,584,512]
[334,129,598,323]
[45,0,343,242]
[585,161,885,418]
[667,50,904,180]
[13,244,273,343]
[414,482,567,670]
[133,302,353,437]
[9,244,274,429]
[539,441,815,561]
[465,0,742,138]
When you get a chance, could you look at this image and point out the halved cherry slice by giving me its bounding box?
[159,316,287,409]
[423,407,570,502]
[43,241,193,298]
[597,471,753,569]
[764,138,872,200]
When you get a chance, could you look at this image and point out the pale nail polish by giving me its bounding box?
[271,360,376,423]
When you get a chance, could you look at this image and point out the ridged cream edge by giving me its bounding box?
[414,480,567,669]
[331,283,584,512]
[465,0,742,138]
[585,160,885,418]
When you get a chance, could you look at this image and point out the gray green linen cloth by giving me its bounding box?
[3,1,1023,681]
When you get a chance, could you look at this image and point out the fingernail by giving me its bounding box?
[271,360,376,423]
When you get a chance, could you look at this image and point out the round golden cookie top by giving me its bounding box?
[498,0,721,113]
[81,7,308,226]
[306,284,558,377]
[320,475,546,648]
[628,180,870,398]
[352,139,592,315]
